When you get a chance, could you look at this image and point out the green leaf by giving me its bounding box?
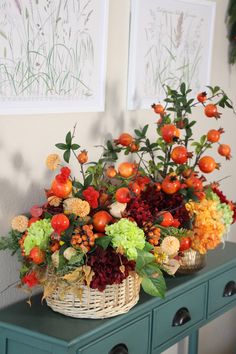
[143,242,154,252]
[66,131,72,145]
[84,174,93,187]
[95,236,112,249]
[71,144,80,150]
[68,253,84,266]
[200,135,206,145]
[63,149,71,163]
[134,129,142,138]
[73,180,84,189]
[141,270,166,298]
[135,249,155,272]
[142,124,149,137]
[180,82,186,95]
[55,143,68,150]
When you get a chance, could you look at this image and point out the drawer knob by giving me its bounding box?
[172,307,191,327]
[109,344,128,354]
[223,280,236,297]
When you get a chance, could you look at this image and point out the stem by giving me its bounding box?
[0,280,19,295]
[163,145,172,176]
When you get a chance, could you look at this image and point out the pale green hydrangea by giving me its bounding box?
[24,219,53,255]
[207,190,233,232]
[105,219,145,260]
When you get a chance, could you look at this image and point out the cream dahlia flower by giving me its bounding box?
[161,236,180,256]
[11,215,29,233]
[63,198,90,217]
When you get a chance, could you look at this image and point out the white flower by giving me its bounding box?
[161,236,180,256]
[109,202,127,218]
[63,247,77,261]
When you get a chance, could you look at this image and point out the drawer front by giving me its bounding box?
[152,283,207,348]
[208,266,236,316]
[78,315,151,354]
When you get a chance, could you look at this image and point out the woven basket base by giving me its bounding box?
[46,274,140,319]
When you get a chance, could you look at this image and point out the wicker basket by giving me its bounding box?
[46,273,140,319]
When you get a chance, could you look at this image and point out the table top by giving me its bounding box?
[0,241,235,345]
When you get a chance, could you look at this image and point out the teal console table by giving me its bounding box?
[1,241,236,354]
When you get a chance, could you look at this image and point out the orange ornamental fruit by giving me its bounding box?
[115,133,133,146]
[129,142,139,152]
[158,211,174,227]
[161,124,180,143]
[186,176,203,191]
[161,175,181,194]
[218,144,231,160]
[197,91,207,103]
[129,182,141,196]
[51,178,72,198]
[106,166,117,178]
[92,211,113,233]
[204,104,221,119]
[207,129,222,143]
[29,246,45,265]
[115,187,131,203]
[198,156,218,173]
[118,162,134,178]
[171,146,188,164]
[152,103,165,115]
[77,150,88,164]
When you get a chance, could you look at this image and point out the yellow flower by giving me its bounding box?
[11,215,29,233]
[63,198,90,217]
[154,247,168,264]
[48,196,62,207]
[161,236,180,256]
[46,154,61,171]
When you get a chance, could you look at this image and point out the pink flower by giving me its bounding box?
[83,186,99,209]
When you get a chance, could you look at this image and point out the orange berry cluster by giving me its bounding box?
[143,222,161,246]
[18,233,27,256]
[71,224,98,252]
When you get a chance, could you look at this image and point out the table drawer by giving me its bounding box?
[208,266,236,316]
[152,283,207,348]
[78,314,151,354]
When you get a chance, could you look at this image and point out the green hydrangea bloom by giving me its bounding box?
[24,219,53,255]
[206,190,233,232]
[105,219,145,260]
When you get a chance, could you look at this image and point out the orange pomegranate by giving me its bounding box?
[51,178,72,198]
[118,162,134,178]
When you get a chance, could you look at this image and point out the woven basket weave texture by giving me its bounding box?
[46,273,140,319]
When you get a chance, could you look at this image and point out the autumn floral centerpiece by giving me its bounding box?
[1,83,235,318]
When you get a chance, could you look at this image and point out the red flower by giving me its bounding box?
[22,272,39,288]
[55,174,67,183]
[60,167,71,178]
[83,186,99,209]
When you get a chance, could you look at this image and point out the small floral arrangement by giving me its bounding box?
[1,83,235,303]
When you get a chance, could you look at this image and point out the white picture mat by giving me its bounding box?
[0,0,109,114]
[127,0,216,110]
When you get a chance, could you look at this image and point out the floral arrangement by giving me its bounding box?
[0,83,235,303]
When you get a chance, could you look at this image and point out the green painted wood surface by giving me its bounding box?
[0,241,236,354]
[152,283,207,348]
[78,315,151,354]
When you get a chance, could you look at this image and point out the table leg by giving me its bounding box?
[188,330,199,354]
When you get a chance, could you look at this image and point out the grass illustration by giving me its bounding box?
[0,0,94,98]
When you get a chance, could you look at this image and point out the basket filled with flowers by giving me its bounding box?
[0,83,235,318]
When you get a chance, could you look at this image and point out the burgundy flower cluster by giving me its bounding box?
[87,246,135,291]
[127,185,190,228]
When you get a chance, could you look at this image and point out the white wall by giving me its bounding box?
[0,0,235,353]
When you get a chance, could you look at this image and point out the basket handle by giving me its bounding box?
[109,344,129,354]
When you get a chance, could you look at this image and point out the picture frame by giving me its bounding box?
[0,0,109,114]
[127,0,216,110]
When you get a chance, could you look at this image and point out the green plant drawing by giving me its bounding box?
[0,0,95,98]
[144,7,205,99]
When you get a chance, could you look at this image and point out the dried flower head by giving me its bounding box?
[11,215,29,233]
[48,196,62,207]
[161,236,180,256]
[64,198,90,217]
[46,154,61,171]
